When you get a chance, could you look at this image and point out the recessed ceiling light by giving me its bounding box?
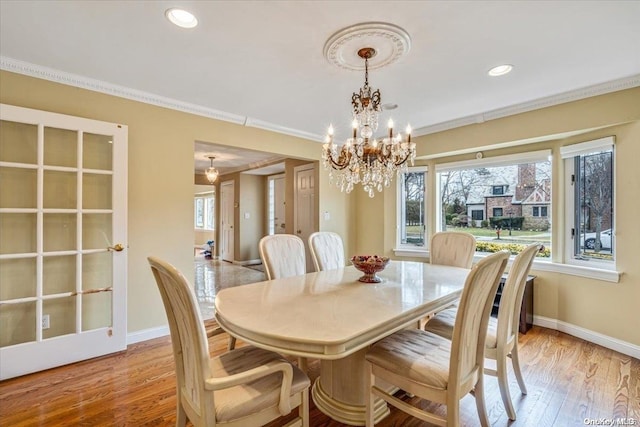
[165,8,198,29]
[488,64,513,77]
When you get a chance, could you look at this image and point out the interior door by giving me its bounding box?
[0,104,128,380]
[294,164,316,272]
[270,174,285,234]
[220,181,235,262]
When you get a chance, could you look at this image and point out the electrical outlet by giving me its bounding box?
[42,314,50,330]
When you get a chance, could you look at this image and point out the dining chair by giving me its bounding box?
[424,243,542,420]
[260,234,306,280]
[430,231,477,268]
[256,234,311,373]
[364,250,509,427]
[308,231,345,271]
[148,257,310,427]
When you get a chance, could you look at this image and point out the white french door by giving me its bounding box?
[0,104,128,380]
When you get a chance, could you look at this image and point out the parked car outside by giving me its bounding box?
[582,228,612,249]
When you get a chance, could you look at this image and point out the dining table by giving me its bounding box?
[214,260,469,426]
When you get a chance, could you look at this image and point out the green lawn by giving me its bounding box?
[404,225,551,245]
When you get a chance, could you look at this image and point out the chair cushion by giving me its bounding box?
[366,329,452,390]
[425,307,498,349]
[211,346,310,422]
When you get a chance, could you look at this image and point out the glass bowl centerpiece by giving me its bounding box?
[350,255,390,283]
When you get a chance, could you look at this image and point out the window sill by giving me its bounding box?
[393,248,429,258]
[393,248,621,283]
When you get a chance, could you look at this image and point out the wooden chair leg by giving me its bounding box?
[176,403,187,427]
[474,374,490,427]
[511,344,528,395]
[497,355,517,420]
[301,389,309,427]
[227,336,236,351]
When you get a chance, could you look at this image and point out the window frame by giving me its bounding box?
[194,191,215,231]
[561,136,616,271]
[395,166,428,250]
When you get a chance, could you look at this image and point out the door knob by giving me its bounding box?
[297,229,302,234]
[108,243,125,252]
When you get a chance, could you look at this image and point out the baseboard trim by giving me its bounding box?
[533,315,640,359]
[126,326,169,345]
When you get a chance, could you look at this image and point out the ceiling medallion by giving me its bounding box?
[323,22,411,71]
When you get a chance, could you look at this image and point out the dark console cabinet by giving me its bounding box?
[491,274,535,334]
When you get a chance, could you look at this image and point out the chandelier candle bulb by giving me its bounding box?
[406,125,411,143]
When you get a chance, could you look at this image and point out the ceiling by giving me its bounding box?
[1,1,639,175]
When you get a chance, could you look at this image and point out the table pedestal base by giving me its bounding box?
[311,348,390,426]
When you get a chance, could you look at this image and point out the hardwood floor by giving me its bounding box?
[1,325,638,427]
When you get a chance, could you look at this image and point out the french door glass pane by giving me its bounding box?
[44,170,77,209]
[0,213,36,254]
[0,120,37,164]
[0,167,37,208]
[83,173,112,209]
[0,258,36,300]
[83,133,113,170]
[0,302,36,347]
[43,297,76,339]
[43,127,77,168]
[82,252,112,290]
[82,292,112,331]
[82,214,112,250]
[43,213,77,252]
[43,255,76,295]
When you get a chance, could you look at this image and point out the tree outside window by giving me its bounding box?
[398,170,426,247]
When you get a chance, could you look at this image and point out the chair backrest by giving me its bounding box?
[449,250,509,393]
[147,257,215,424]
[259,234,306,280]
[308,231,345,271]
[496,243,542,346]
[430,231,477,268]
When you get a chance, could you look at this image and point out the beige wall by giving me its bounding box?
[362,88,640,346]
[238,174,265,262]
[0,70,350,334]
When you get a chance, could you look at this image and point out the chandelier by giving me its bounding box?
[205,156,219,184]
[322,47,415,197]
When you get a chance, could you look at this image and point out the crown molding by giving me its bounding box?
[0,56,244,125]
[414,74,640,137]
[3,56,637,143]
[243,117,324,142]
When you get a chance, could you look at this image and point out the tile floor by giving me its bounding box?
[193,257,266,319]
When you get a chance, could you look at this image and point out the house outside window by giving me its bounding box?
[397,168,427,247]
[435,151,551,257]
[562,137,615,267]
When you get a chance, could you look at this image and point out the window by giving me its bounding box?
[471,210,484,220]
[194,192,215,230]
[532,206,548,217]
[397,168,427,247]
[562,137,615,266]
[436,151,551,257]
